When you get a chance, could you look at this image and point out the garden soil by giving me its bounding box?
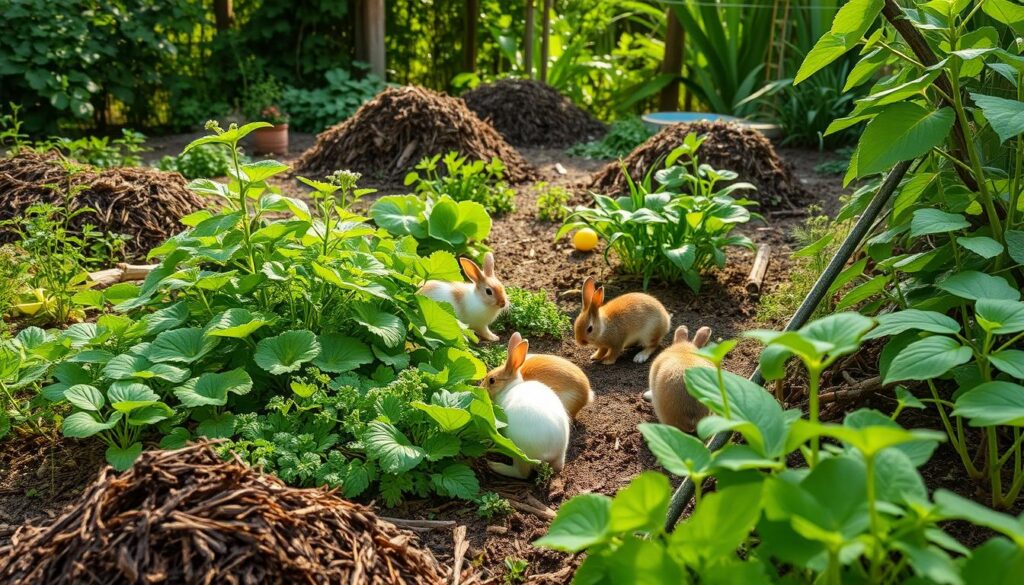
[0,151,204,260]
[589,121,810,211]
[462,80,606,148]
[1,141,1006,583]
[294,86,536,186]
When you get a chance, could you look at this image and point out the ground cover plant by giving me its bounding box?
[405,151,517,215]
[566,117,653,160]
[560,132,759,290]
[540,313,1024,583]
[493,287,571,339]
[1,122,529,508]
[156,143,240,179]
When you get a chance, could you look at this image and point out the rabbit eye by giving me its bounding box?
[587,325,593,333]
[488,377,495,385]
[485,288,493,296]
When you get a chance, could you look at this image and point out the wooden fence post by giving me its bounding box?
[464,0,479,72]
[365,0,387,79]
[524,0,535,79]
[214,0,233,30]
[539,0,552,82]
[658,8,683,111]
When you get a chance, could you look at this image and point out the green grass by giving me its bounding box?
[493,288,571,338]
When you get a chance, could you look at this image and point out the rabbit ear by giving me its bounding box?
[582,277,595,308]
[483,252,496,277]
[460,257,484,283]
[592,286,605,309]
[505,338,529,374]
[693,326,712,348]
[507,331,522,353]
[673,325,690,344]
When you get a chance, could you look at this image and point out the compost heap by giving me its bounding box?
[0,443,457,585]
[0,151,203,259]
[295,86,535,185]
[462,79,606,148]
[589,121,808,210]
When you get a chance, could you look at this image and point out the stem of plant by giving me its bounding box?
[866,454,881,582]
[808,364,822,468]
[987,427,1004,507]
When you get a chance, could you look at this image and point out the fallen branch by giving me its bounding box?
[746,244,772,296]
[87,263,158,288]
[819,376,882,404]
[380,517,458,531]
[506,498,556,521]
[451,525,468,585]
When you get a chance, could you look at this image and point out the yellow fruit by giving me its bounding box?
[573,228,599,252]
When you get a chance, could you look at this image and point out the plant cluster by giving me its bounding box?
[795,0,1024,509]
[534,182,573,222]
[369,194,491,259]
[405,152,516,215]
[0,123,528,506]
[541,313,1022,583]
[280,66,388,133]
[560,133,759,290]
[157,143,242,180]
[493,288,570,339]
[566,118,653,160]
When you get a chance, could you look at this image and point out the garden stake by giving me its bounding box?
[664,159,913,531]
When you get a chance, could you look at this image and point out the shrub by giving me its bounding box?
[281,66,388,133]
[405,152,516,215]
[560,132,759,290]
[493,288,570,339]
[534,182,572,222]
[567,117,652,159]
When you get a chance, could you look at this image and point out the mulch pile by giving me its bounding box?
[0,443,461,585]
[589,121,809,210]
[462,79,606,148]
[0,151,203,259]
[295,86,535,186]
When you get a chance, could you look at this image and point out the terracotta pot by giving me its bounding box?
[252,124,289,155]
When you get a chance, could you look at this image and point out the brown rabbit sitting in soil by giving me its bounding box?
[647,325,713,433]
[573,276,671,365]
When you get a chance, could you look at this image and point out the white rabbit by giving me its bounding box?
[419,252,508,342]
[484,333,571,479]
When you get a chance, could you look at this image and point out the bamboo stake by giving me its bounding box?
[746,244,772,296]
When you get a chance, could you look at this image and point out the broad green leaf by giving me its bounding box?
[196,412,236,438]
[953,381,1024,426]
[938,271,1021,301]
[685,367,789,457]
[864,309,961,339]
[958,236,1003,259]
[982,0,1024,36]
[106,443,144,471]
[638,423,711,477]
[796,35,850,85]
[102,354,190,383]
[534,493,612,552]
[670,480,765,566]
[856,103,955,177]
[430,463,479,499]
[174,369,253,408]
[63,411,122,438]
[606,536,685,584]
[148,328,220,364]
[934,489,1024,544]
[254,330,321,375]
[141,302,190,335]
[412,401,472,432]
[64,384,105,411]
[910,208,969,237]
[975,299,1024,334]
[884,336,973,383]
[369,195,428,238]
[971,93,1024,143]
[205,308,272,338]
[416,295,464,343]
[312,334,373,373]
[363,421,426,473]
[989,350,1024,378]
[127,403,174,425]
[1005,230,1024,265]
[608,471,670,534]
[352,304,406,347]
[107,382,160,413]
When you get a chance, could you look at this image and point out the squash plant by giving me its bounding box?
[24,122,527,506]
[796,0,1024,506]
[540,314,1024,583]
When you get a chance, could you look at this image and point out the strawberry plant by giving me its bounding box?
[559,132,760,290]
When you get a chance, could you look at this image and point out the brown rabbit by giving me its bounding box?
[573,276,671,365]
[648,325,713,433]
[482,332,593,419]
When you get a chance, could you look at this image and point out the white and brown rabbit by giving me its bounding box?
[573,276,671,365]
[647,325,713,433]
[482,332,571,479]
[419,252,508,341]
[482,332,593,419]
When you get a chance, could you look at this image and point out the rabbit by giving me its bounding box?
[482,332,594,419]
[573,276,671,365]
[419,252,508,342]
[481,332,571,479]
[647,325,713,433]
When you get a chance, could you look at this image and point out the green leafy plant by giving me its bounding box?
[0,245,29,328]
[48,129,148,169]
[559,133,759,290]
[540,313,1024,583]
[405,152,516,215]
[493,288,570,339]
[567,118,653,160]
[280,66,388,133]
[813,146,855,175]
[476,491,514,519]
[369,193,491,258]
[534,182,572,222]
[157,143,242,180]
[502,558,529,585]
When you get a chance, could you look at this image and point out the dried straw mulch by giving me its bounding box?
[0,443,464,585]
[0,151,203,259]
[588,121,809,210]
[462,79,606,148]
[294,86,535,186]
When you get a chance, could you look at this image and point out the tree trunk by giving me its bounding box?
[464,0,479,72]
[539,0,552,82]
[658,8,683,111]
[524,0,535,79]
[365,0,387,79]
[214,0,233,30]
